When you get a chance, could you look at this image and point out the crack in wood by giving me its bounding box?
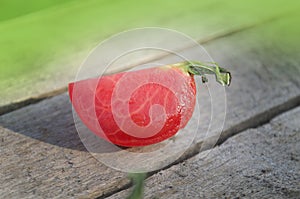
[96,97,300,199]
[102,104,300,199]
[0,87,67,116]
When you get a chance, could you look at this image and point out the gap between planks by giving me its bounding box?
[106,106,300,198]
[96,96,300,199]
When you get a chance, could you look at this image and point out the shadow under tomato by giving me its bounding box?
[0,92,166,153]
[0,93,98,152]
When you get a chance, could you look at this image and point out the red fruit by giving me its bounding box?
[69,61,231,147]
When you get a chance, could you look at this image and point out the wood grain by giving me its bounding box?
[0,15,300,198]
[0,94,129,199]
[108,106,300,199]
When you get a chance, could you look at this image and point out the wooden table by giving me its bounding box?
[0,1,299,198]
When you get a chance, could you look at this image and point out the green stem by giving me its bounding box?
[126,173,146,199]
[175,61,232,86]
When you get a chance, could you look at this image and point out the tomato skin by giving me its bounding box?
[69,66,196,147]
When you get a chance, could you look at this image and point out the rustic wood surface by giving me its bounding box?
[108,105,300,199]
[0,94,128,199]
[0,14,300,198]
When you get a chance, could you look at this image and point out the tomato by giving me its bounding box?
[69,61,231,147]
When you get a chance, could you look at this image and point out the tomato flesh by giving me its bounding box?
[69,66,196,147]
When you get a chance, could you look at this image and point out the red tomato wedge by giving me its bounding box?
[69,61,231,147]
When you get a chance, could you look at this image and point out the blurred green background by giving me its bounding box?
[0,0,299,109]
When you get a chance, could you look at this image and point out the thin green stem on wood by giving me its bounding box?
[126,173,146,199]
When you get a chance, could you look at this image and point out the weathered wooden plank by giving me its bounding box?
[1,0,298,115]
[0,94,129,199]
[0,15,300,198]
[107,106,300,199]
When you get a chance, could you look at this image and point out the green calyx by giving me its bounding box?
[174,61,231,86]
